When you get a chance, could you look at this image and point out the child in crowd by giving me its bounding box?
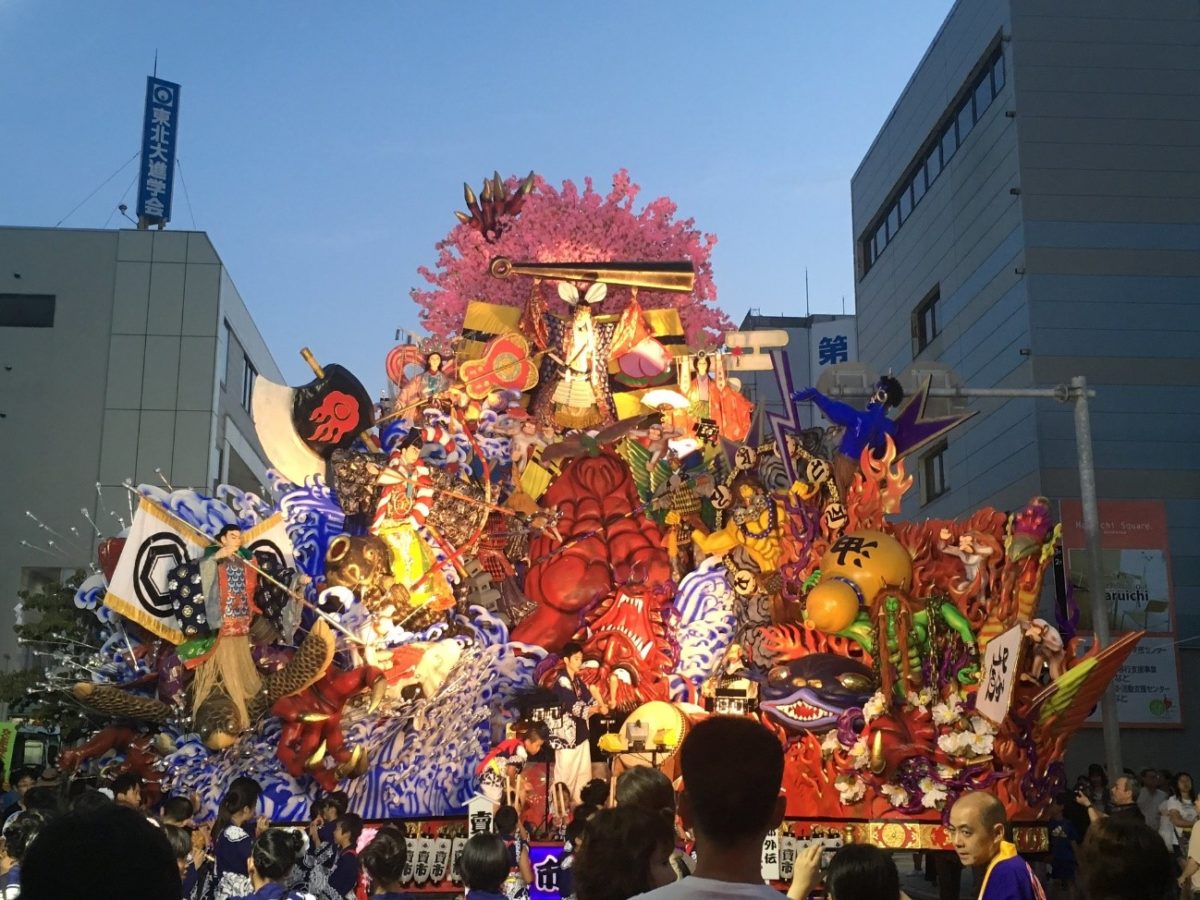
[163,824,194,896]
[328,813,364,899]
[459,834,511,900]
[1,811,45,899]
[232,828,309,900]
[493,805,532,900]
[1047,792,1081,900]
[211,779,269,899]
[359,826,413,899]
[161,795,196,827]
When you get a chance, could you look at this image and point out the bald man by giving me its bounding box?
[948,792,1046,900]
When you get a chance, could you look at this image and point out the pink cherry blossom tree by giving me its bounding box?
[411,170,732,344]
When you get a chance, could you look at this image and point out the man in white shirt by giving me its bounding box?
[1137,768,1168,831]
[631,716,790,899]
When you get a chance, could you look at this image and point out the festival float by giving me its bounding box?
[41,170,1141,892]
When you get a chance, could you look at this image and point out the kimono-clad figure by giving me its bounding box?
[397,350,451,414]
[180,525,265,734]
[678,350,753,442]
[550,282,608,429]
[370,430,455,612]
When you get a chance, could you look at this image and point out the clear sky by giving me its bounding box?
[0,1,953,386]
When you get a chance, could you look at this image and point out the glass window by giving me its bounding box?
[941,123,958,166]
[913,287,940,353]
[875,222,888,258]
[219,320,231,386]
[956,100,974,143]
[922,443,949,503]
[0,293,55,328]
[925,145,941,186]
[887,203,901,240]
[974,75,993,120]
[241,356,257,412]
[912,166,927,205]
[864,237,876,268]
[992,53,1006,93]
[898,184,912,222]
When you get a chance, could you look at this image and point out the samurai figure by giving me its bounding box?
[549,281,608,428]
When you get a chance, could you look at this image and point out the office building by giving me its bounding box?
[851,1,1199,767]
[0,226,283,665]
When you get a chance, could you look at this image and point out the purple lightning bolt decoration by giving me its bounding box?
[888,376,977,459]
[766,349,806,483]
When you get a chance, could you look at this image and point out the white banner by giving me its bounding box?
[103,498,207,643]
[977,625,1025,726]
[1081,635,1183,727]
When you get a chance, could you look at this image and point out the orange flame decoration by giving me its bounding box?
[845,437,912,531]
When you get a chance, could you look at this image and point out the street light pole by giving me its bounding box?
[1071,375,1123,777]
[821,377,1123,778]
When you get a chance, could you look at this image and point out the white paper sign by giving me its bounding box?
[761,829,781,881]
[977,624,1024,725]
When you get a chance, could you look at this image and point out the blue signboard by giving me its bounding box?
[529,844,567,900]
[135,77,181,223]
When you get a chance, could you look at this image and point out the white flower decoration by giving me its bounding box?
[863,691,888,721]
[835,775,866,804]
[918,777,948,808]
[932,701,963,725]
[820,729,843,755]
[848,738,870,770]
[881,784,910,808]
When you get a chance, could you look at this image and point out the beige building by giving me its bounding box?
[0,226,282,666]
[851,1,1199,769]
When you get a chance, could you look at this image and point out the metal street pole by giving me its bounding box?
[1071,375,1123,778]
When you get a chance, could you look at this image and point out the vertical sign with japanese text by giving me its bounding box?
[136,77,181,224]
[808,317,857,428]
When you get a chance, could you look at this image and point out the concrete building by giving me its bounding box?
[738,312,857,438]
[0,226,283,666]
[850,0,1199,769]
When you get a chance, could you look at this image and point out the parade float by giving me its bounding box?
[38,170,1141,890]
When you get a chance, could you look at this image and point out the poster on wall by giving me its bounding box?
[1059,499,1174,635]
[1077,635,1183,728]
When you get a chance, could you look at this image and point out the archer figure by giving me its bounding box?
[791,375,905,490]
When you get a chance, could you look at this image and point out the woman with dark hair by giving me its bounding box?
[1,811,45,898]
[211,779,269,899]
[1161,772,1198,861]
[573,806,675,900]
[230,828,307,899]
[359,826,412,899]
[1079,816,1173,900]
[614,766,693,880]
[825,844,902,900]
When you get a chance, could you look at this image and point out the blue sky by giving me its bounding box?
[0,1,953,385]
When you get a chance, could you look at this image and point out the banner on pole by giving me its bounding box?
[136,77,181,224]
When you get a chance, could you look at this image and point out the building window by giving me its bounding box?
[913,286,941,355]
[898,184,912,223]
[921,442,949,504]
[241,355,257,411]
[219,320,232,387]
[0,294,55,328]
[858,40,1005,278]
[911,167,926,205]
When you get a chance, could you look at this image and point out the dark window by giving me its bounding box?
[912,166,927,205]
[220,321,232,387]
[864,237,876,268]
[913,286,941,354]
[874,222,888,257]
[925,144,942,187]
[956,100,974,144]
[241,356,257,411]
[898,184,912,223]
[0,293,55,327]
[922,442,949,504]
[974,74,993,120]
[940,123,958,166]
[992,53,1006,93]
[887,204,901,240]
